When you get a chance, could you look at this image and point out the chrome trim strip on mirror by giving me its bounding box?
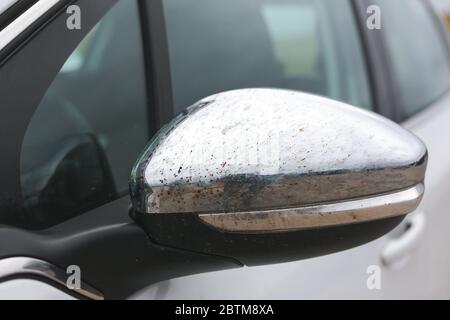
[198,184,424,233]
[0,0,62,51]
[0,257,104,300]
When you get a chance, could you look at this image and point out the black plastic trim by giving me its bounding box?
[134,211,405,267]
[351,0,401,122]
[139,0,174,128]
[0,197,241,299]
[0,0,39,31]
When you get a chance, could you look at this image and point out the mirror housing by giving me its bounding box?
[130,89,427,266]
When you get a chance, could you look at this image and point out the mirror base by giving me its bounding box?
[132,210,405,266]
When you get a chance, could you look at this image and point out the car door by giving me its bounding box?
[0,0,435,300]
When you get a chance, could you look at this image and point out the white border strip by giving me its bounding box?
[0,0,20,16]
[0,0,62,51]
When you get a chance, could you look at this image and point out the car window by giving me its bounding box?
[20,0,151,229]
[374,0,450,119]
[163,0,372,114]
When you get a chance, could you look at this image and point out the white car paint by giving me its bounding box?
[0,0,20,15]
[0,0,62,51]
[0,279,74,300]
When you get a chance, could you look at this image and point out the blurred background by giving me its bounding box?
[431,0,450,29]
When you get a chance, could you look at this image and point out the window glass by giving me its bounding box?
[20,0,151,228]
[375,0,450,119]
[163,0,372,113]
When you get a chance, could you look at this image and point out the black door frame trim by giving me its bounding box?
[351,0,401,122]
[139,0,174,129]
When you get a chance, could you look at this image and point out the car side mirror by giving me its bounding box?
[130,89,427,266]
